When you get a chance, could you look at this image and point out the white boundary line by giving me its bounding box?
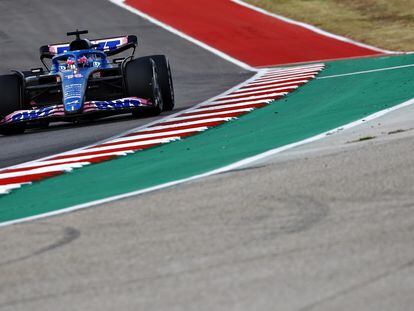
[318,63,414,79]
[1,95,413,228]
[231,0,397,55]
[107,0,257,72]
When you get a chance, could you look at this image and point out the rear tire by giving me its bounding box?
[0,74,25,135]
[125,57,163,117]
[149,55,174,111]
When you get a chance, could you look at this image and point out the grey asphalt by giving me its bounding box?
[0,0,251,168]
[1,91,413,311]
[1,1,414,311]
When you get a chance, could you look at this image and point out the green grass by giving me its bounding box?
[245,0,414,51]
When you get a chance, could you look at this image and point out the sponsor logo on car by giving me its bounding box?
[66,73,84,79]
[95,98,143,110]
[66,99,80,106]
[11,106,55,122]
[64,83,83,99]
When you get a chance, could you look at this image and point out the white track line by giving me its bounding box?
[4,96,412,228]
[318,63,414,79]
[231,0,396,54]
[108,0,257,72]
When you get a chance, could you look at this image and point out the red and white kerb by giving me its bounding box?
[0,63,325,194]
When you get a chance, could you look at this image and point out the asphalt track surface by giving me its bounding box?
[1,93,413,311]
[0,0,250,168]
[1,1,414,311]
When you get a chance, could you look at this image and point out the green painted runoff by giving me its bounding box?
[1,54,414,223]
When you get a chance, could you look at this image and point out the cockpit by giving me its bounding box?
[53,52,104,71]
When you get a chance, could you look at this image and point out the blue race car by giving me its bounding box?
[0,30,174,135]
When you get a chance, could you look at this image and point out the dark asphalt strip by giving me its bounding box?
[0,0,251,168]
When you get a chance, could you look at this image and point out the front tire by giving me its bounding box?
[149,55,174,111]
[0,74,26,135]
[125,57,163,117]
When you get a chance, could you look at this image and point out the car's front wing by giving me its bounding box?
[0,97,153,126]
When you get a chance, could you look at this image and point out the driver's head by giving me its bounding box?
[78,55,88,68]
[66,57,75,70]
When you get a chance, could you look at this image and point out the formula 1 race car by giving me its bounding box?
[0,30,174,135]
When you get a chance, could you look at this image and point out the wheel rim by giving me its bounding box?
[152,67,163,111]
[167,60,174,103]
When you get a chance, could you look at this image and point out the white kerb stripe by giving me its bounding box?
[223,86,298,98]
[203,99,273,108]
[149,117,234,131]
[109,127,208,144]
[261,66,324,75]
[256,70,322,81]
[8,151,135,170]
[72,137,180,155]
[194,102,267,112]
[210,93,287,104]
[0,163,88,180]
[265,64,325,73]
[0,183,30,195]
[263,66,325,76]
[237,80,309,92]
[171,108,253,121]
[246,74,316,87]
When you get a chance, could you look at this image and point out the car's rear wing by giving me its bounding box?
[39,35,138,60]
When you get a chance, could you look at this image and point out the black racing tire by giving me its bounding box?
[0,74,25,135]
[149,55,174,111]
[125,57,163,117]
[0,124,26,135]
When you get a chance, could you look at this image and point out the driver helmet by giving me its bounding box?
[78,55,88,68]
[66,57,76,70]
